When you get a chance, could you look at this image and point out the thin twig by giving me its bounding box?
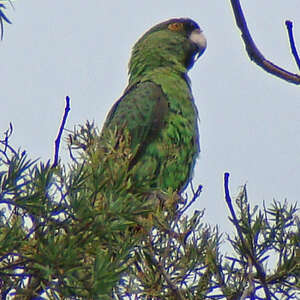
[52,96,71,168]
[0,123,17,158]
[67,138,78,163]
[148,236,185,300]
[0,3,12,40]
[285,20,300,71]
[224,172,272,299]
[230,0,300,85]
[224,173,244,243]
[179,184,202,215]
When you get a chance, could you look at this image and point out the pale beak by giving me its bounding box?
[189,28,207,58]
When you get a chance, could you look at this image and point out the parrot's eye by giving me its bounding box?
[168,22,184,32]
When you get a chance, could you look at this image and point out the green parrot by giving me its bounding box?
[100,18,206,193]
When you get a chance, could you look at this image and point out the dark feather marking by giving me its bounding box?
[101,81,169,171]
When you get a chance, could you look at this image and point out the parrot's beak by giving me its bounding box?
[189,28,207,59]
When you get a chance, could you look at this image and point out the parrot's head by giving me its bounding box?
[129,18,207,79]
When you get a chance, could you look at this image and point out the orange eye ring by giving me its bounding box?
[168,23,184,31]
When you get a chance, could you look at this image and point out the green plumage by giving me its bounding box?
[101,18,206,193]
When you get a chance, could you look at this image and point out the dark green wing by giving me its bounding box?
[101,81,168,155]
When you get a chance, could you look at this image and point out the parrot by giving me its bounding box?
[100,18,207,194]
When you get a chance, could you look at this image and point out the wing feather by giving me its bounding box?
[101,81,168,165]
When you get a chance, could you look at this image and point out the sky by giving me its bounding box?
[1,0,299,240]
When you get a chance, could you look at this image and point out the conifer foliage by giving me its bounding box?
[0,122,299,299]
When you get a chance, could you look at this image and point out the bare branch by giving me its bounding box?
[179,184,202,215]
[52,96,71,168]
[229,0,300,85]
[0,2,12,40]
[285,20,300,71]
[224,172,272,299]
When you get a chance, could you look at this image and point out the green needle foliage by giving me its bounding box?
[0,122,299,299]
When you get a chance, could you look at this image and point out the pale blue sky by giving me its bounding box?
[1,0,299,235]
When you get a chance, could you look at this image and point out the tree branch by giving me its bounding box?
[148,236,185,300]
[224,172,272,299]
[229,0,300,85]
[0,3,12,40]
[285,20,300,71]
[52,96,70,168]
[179,184,202,215]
